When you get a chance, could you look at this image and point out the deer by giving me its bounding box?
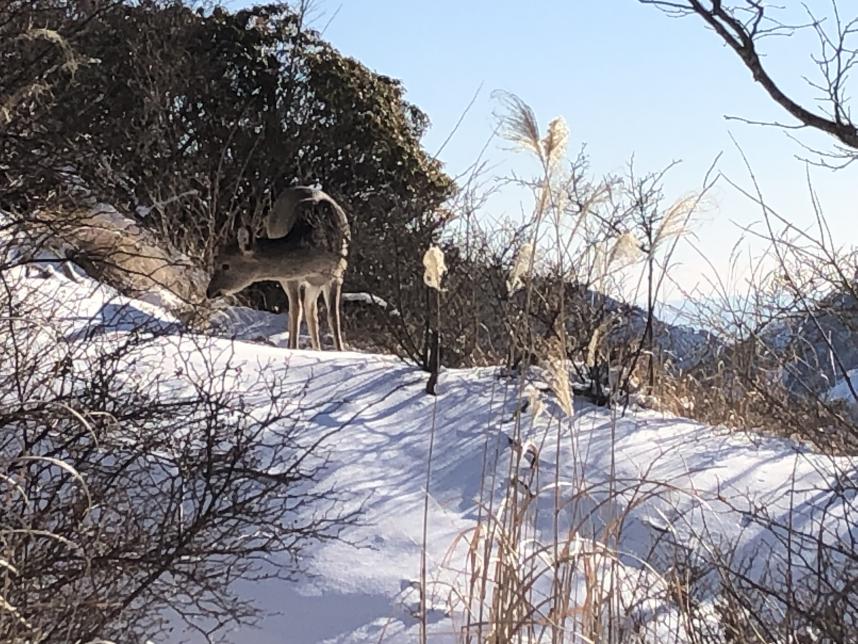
[205,186,350,351]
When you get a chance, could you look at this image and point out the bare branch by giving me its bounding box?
[641,0,858,155]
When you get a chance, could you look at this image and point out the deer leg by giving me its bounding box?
[302,283,322,350]
[282,280,302,349]
[323,279,345,351]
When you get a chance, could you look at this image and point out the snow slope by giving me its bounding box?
[8,257,856,643]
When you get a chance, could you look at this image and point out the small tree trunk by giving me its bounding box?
[426,289,441,395]
[646,252,656,392]
[426,329,440,395]
[421,286,431,367]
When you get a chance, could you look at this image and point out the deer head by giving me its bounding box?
[205,227,259,298]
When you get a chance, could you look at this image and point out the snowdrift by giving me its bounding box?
[4,252,856,643]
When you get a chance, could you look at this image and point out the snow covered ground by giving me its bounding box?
[6,255,857,643]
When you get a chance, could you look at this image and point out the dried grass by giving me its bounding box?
[31,206,208,309]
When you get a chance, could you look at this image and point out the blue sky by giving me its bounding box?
[234,1,857,302]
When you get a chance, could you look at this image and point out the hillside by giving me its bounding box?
[5,250,854,643]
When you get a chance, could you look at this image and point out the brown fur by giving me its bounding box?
[206,186,350,350]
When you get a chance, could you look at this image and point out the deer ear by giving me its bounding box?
[237,227,253,255]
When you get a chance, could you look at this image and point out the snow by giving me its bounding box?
[829,369,858,416]
[6,255,857,643]
[341,291,397,313]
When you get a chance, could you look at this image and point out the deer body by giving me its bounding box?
[206,186,350,351]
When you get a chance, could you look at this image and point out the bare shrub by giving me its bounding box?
[414,93,858,644]
[415,95,715,643]
[661,160,858,453]
[0,237,349,641]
